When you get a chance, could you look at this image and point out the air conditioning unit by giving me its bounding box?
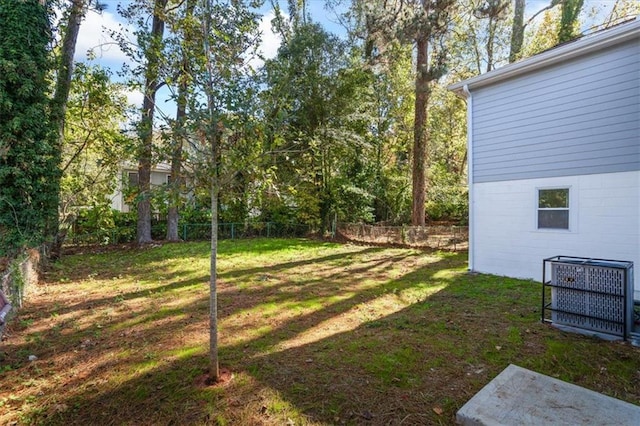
[542,256,634,340]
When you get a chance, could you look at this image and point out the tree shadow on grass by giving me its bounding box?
[6,243,388,357]
[33,245,388,321]
[219,238,342,255]
[215,253,461,355]
[2,245,468,425]
[7,239,639,425]
[55,238,341,282]
[225,273,640,425]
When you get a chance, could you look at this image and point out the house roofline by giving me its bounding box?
[121,161,173,173]
[448,16,640,97]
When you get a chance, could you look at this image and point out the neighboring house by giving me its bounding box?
[449,18,640,298]
[110,162,172,213]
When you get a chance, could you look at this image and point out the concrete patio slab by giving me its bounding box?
[456,364,640,425]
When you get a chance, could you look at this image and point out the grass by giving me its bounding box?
[0,238,639,425]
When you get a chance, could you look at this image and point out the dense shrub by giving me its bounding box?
[0,1,57,255]
[425,185,468,224]
[425,162,468,224]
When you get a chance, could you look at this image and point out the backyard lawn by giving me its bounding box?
[1,239,639,425]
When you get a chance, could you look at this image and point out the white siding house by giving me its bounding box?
[449,18,640,298]
[110,162,172,213]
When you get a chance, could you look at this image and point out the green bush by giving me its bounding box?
[0,1,57,256]
[180,205,211,224]
[425,162,468,224]
[425,185,468,224]
[71,207,136,244]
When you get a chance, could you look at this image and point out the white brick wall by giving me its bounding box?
[472,171,640,298]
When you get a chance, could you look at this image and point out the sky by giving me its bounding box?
[72,0,627,112]
[72,0,349,118]
[73,1,289,107]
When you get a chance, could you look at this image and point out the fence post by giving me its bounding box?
[231,223,235,240]
[183,224,187,241]
[267,222,271,238]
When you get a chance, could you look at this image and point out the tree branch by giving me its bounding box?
[525,0,562,29]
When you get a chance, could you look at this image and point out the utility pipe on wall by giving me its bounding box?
[462,84,474,272]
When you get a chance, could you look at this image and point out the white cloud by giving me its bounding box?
[75,7,285,72]
[124,88,144,108]
[248,10,285,70]
[258,10,283,60]
[75,8,133,64]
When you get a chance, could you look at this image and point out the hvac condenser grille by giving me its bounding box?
[543,256,634,340]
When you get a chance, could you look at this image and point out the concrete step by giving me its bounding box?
[457,364,640,425]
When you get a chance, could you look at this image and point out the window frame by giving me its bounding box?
[128,171,139,187]
[536,186,571,231]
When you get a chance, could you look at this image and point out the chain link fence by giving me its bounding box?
[336,222,468,251]
[64,222,313,246]
[64,220,467,251]
[0,249,40,339]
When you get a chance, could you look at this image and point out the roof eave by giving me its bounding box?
[448,17,640,96]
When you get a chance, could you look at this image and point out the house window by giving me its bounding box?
[128,172,139,187]
[167,174,172,185]
[538,188,569,230]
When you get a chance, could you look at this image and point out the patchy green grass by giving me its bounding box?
[1,238,639,425]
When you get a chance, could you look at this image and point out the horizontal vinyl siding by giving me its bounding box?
[472,40,640,183]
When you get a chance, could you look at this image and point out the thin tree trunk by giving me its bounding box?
[137,148,153,244]
[166,6,191,241]
[165,83,185,241]
[509,0,525,62]
[50,0,87,256]
[412,35,429,226]
[166,203,180,241]
[209,158,219,380]
[137,0,167,244]
[471,28,482,74]
[486,18,495,72]
[205,125,220,380]
[52,0,85,140]
[203,0,219,381]
[558,0,584,43]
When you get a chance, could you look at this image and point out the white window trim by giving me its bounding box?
[534,185,577,233]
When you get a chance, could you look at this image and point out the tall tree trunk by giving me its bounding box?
[203,0,219,381]
[209,147,219,380]
[137,0,167,244]
[49,0,87,256]
[51,0,85,139]
[486,17,496,72]
[412,35,429,226]
[509,0,525,62]
[558,0,584,43]
[166,0,193,242]
[166,105,183,241]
